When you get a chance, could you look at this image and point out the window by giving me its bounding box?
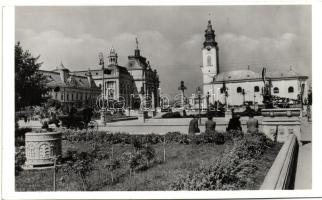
[66,94,69,101]
[71,93,74,101]
[237,87,242,93]
[288,86,294,93]
[207,55,212,66]
[274,87,279,94]
[254,86,260,92]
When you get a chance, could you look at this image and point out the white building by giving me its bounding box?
[200,20,308,106]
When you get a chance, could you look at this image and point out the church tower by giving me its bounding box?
[201,19,219,84]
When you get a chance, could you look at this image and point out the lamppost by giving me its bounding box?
[222,81,228,110]
[253,93,256,110]
[178,81,187,109]
[196,86,202,124]
[98,52,106,125]
[241,89,246,105]
[158,87,161,109]
[140,86,145,123]
[206,92,210,112]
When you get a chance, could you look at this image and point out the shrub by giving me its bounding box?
[15,146,26,176]
[62,129,229,146]
[15,128,32,147]
[169,133,273,190]
[161,112,181,118]
[62,151,95,191]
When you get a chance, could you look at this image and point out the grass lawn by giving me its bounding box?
[15,139,281,191]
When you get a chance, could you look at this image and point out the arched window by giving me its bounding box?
[274,87,279,94]
[207,55,212,66]
[254,86,260,92]
[288,86,294,93]
[237,87,242,93]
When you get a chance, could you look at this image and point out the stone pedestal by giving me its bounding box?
[156,107,161,113]
[262,108,301,143]
[24,131,62,169]
[225,109,233,119]
[99,108,106,125]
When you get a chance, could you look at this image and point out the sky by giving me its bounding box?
[15,6,311,97]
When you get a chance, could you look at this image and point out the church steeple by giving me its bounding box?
[203,19,217,48]
[201,18,220,84]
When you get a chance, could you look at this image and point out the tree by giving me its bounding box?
[15,42,49,111]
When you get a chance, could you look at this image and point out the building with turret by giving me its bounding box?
[73,40,160,109]
[125,38,160,108]
[200,19,309,106]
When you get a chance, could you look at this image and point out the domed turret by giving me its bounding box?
[203,20,217,48]
[108,46,118,65]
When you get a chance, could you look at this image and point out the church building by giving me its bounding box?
[200,20,309,106]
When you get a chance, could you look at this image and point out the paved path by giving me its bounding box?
[96,116,264,134]
[294,118,312,189]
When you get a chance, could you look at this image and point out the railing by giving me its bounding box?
[261,134,299,189]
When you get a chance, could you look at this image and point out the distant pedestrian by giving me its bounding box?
[246,113,258,134]
[188,115,200,135]
[226,114,242,132]
[205,115,216,134]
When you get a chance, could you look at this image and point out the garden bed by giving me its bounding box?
[16,132,282,191]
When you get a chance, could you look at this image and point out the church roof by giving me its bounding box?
[214,70,261,82]
[213,69,307,83]
[39,70,98,89]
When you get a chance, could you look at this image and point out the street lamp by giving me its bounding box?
[196,86,202,124]
[222,81,228,110]
[242,89,246,105]
[253,93,256,110]
[98,52,106,125]
[206,92,210,112]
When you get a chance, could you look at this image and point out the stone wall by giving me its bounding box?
[260,134,298,189]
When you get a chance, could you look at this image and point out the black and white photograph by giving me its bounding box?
[1,1,322,199]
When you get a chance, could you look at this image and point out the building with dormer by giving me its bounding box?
[39,62,101,108]
[201,19,309,106]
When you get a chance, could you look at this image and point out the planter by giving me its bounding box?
[24,131,62,169]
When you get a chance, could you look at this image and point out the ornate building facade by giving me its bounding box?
[74,41,160,109]
[126,39,160,108]
[39,63,101,108]
[200,20,309,106]
[74,47,137,107]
